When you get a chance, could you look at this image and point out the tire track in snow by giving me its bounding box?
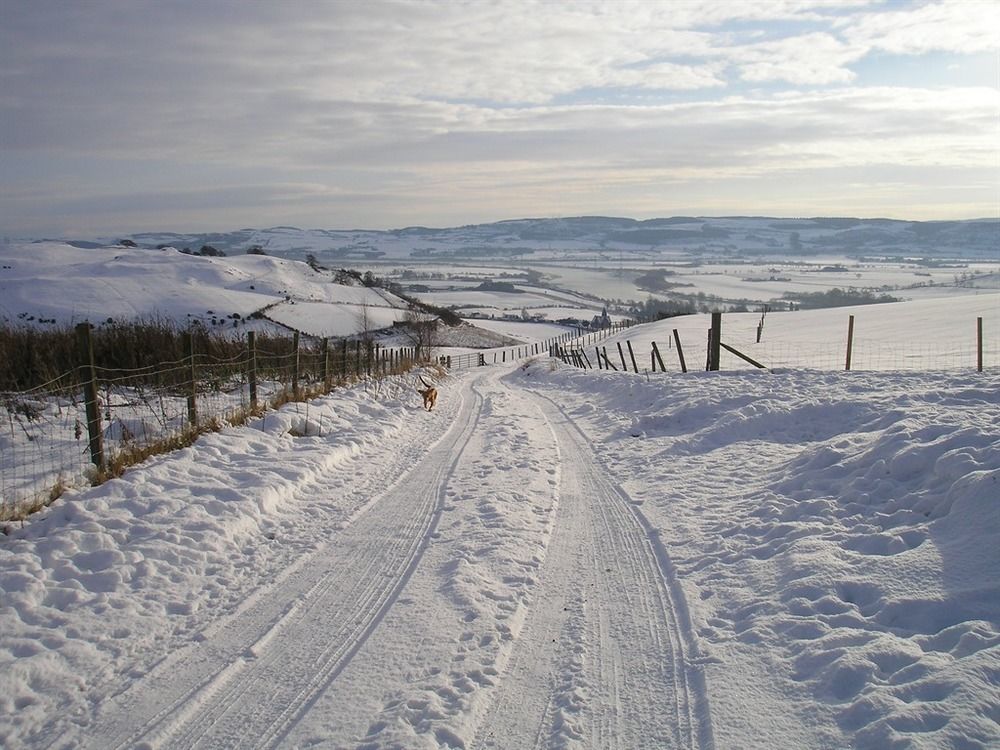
[474,388,714,749]
[74,383,485,750]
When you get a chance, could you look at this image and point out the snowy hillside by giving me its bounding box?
[0,241,411,334]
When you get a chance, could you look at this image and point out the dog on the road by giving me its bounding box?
[417,376,438,411]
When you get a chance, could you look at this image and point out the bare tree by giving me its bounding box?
[400,308,439,362]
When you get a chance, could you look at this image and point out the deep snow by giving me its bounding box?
[1,356,997,748]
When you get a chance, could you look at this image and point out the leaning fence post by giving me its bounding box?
[602,346,618,371]
[247,331,258,411]
[845,314,855,371]
[673,329,688,373]
[651,341,666,372]
[977,317,983,372]
[75,322,104,471]
[616,341,628,371]
[626,340,639,373]
[596,346,603,369]
[183,331,198,426]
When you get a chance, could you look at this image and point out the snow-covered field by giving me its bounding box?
[0,243,409,332]
[1,355,997,749]
[600,293,1000,373]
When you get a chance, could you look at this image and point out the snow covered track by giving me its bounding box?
[70,385,485,750]
[9,357,993,748]
[475,388,713,750]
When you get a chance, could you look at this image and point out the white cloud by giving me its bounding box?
[841,0,1000,56]
[733,32,864,84]
[0,0,997,233]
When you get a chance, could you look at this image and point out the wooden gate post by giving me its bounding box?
[75,323,104,470]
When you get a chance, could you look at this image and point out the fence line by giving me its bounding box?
[2,318,634,522]
[445,321,632,370]
[0,328,432,523]
[552,314,996,376]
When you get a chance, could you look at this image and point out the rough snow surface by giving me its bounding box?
[0,360,997,749]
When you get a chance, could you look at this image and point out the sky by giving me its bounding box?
[1,0,998,237]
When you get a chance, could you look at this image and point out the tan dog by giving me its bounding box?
[417,376,438,411]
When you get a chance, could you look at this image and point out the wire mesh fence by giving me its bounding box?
[0,327,428,523]
[1,315,635,521]
[554,314,997,375]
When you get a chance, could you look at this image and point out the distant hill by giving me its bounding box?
[43,216,997,263]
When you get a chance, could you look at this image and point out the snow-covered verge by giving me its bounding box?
[0,372,456,747]
[513,360,1000,749]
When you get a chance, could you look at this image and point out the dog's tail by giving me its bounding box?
[418,375,433,389]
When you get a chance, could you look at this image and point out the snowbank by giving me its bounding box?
[513,360,1000,749]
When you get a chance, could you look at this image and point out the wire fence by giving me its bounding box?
[445,322,629,370]
[554,313,997,375]
[0,327,432,523]
[1,319,634,523]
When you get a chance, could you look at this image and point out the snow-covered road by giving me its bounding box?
[10,367,714,749]
[2,359,998,749]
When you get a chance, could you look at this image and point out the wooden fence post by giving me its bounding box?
[977,317,983,372]
[321,337,330,391]
[341,339,348,381]
[291,331,300,398]
[596,347,603,369]
[75,323,104,470]
[183,331,197,426]
[626,340,639,373]
[616,341,627,371]
[247,331,258,411]
[708,312,722,371]
[845,314,855,371]
[651,341,666,372]
[602,346,618,371]
[673,329,687,373]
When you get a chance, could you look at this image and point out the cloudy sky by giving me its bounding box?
[1,0,998,236]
